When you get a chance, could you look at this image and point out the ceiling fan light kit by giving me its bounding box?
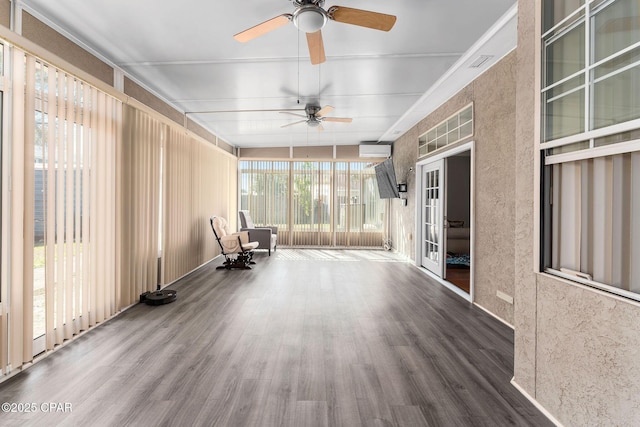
[293,4,328,33]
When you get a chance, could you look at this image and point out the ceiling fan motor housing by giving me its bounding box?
[305,105,322,116]
[292,1,328,33]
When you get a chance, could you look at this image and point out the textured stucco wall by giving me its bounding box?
[513,2,640,426]
[472,54,517,324]
[513,0,539,395]
[390,51,518,324]
[536,274,640,425]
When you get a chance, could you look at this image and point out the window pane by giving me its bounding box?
[546,74,584,99]
[594,129,640,147]
[545,22,585,86]
[447,116,458,131]
[593,65,640,129]
[549,140,590,155]
[240,160,289,230]
[594,47,640,79]
[544,88,585,140]
[593,0,640,63]
[459,106,472,124]
[543,0,584,31]
[460,121,473,139]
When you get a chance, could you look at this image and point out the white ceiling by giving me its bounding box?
[19,0,517,148]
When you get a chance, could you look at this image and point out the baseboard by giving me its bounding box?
[416,264,472,303]
[510,378,564,426]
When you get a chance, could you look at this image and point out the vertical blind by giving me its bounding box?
[239,160,384,248]
[120,105,163,306]
[162,128,237,284]
[9,47,121,369]
[1,45,237,376]
[551,151,640,292]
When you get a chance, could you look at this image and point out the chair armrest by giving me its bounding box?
[233,231,251,244]
[241,226,277,235]
[241,228,271,241]
[220,234,240,251]
[265,226,278,234]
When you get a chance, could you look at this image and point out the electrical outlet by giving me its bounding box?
[496,290,513,304]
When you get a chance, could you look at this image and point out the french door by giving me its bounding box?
[421,160,445,275]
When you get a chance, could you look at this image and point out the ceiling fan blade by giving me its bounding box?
[317,124,325,132]
[316,105,334,117]
[281,120,307,128]
[322,117,353,123]
[306,30,326,65]
[328,6,396,31]
[279,111,307,118]
[234,15,291,42]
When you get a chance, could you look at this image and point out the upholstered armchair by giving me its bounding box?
[238,210,277,255]
[210,216,259,269]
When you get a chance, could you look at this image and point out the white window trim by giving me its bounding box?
[545,139,640,164]
[545,268,640,302]
[541,118,640,150]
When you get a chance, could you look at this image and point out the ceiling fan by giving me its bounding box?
[234,0,397,65]
[280,104,352,131]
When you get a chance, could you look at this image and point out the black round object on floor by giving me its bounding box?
[140,289,177,305]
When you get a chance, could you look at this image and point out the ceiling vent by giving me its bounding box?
[469,55,494,68]
[359,144,391,158]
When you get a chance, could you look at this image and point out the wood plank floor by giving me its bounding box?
[0,249,552,427]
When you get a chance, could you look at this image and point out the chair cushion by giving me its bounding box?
[240,210,255,228]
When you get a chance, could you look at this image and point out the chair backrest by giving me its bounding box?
[210,216,232,252]
[239,210,255,228]
[211,216,232,237]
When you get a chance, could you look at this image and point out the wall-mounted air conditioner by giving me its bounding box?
[359,144,391,158]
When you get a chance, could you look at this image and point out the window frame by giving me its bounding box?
[540,0,640,301]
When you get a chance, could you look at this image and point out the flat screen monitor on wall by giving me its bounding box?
[375,158,400,199]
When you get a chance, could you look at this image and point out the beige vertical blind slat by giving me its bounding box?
[591,157,613,284]
[45,64,57,350]
[88,86,99,328]
[64,72,74,340]
[9,47,26,368]
[108,96,119,316]
[80,83,91,332]
[114,100,123,309]
[8,49,26,367]
[91,92,107,323]
[54,70,66,345]
[73,80,83,334]
[22,55,36,361]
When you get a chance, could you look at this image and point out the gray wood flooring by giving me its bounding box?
[0,249,553,427]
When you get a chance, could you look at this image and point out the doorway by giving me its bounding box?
[444,152,471,293]
[416,142,473,298]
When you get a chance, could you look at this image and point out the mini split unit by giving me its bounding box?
[359,144,391,158]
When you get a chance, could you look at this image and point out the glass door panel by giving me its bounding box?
[422,160,445,275]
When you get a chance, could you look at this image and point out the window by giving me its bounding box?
[239,160,384,247]
[418,104,473,158]
[541,0,640,300]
